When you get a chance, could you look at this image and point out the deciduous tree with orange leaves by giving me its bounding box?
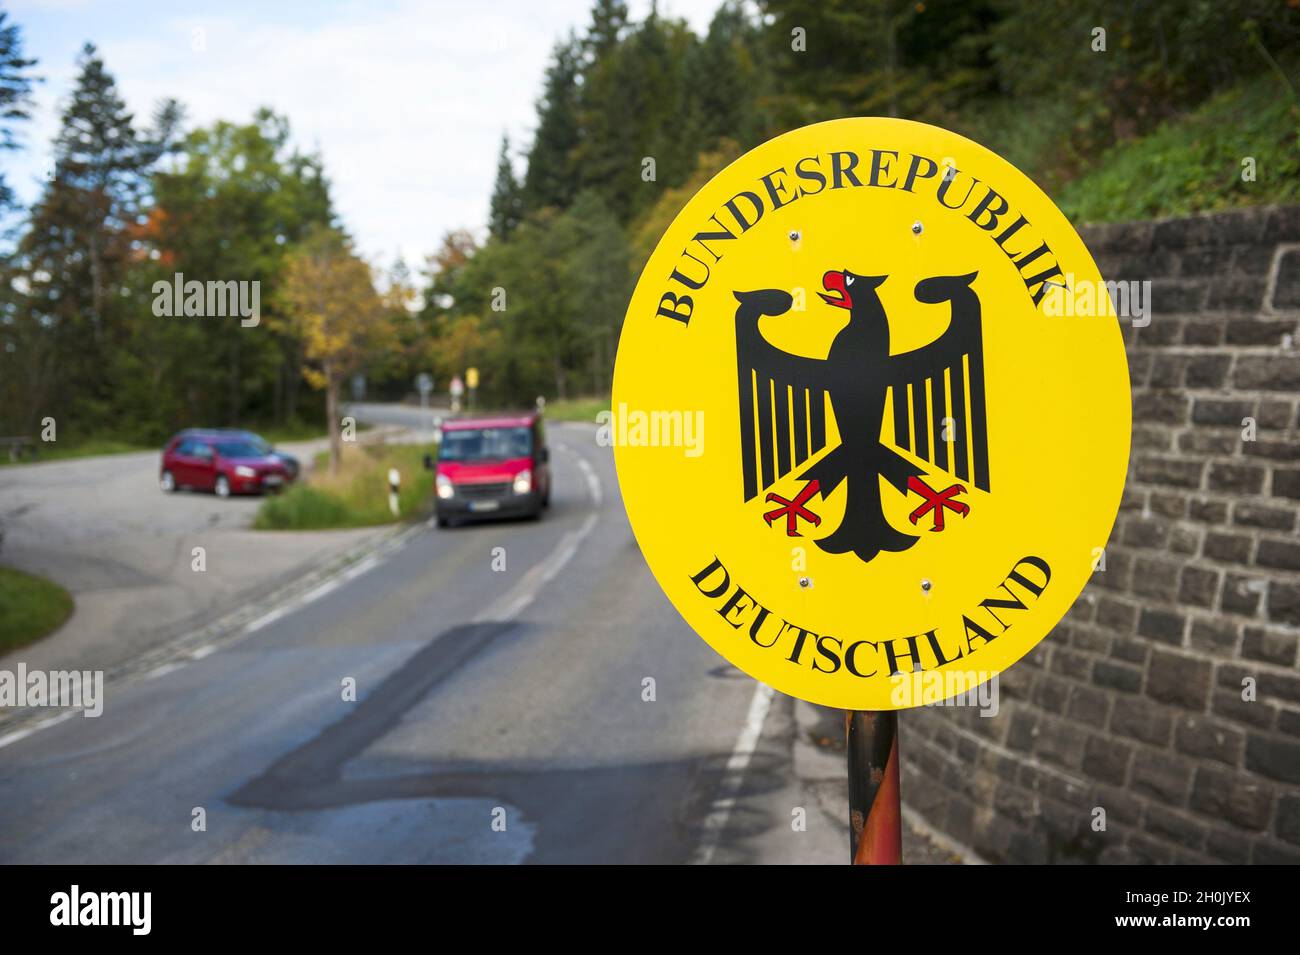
[280,228,393,474]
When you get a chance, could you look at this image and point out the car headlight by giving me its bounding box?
[234,465,256,478]
[436,474,454,499]
[513,469,532,495]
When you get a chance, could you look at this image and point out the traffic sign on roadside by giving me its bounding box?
[613,117,1130,713]
[466,367,479,390]
[415,372,433,396]
[449,376,464,397]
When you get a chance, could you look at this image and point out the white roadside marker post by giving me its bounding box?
[387,467,401,518]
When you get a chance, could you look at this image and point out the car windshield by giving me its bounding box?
[439,426,532,462]
[241,435,272,453]
[214,441,264,458]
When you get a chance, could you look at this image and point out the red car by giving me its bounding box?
[425,413,551,526]
[160,430,294,497]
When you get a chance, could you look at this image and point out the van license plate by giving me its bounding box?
[469,500,500,512]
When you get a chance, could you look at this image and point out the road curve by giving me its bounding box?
[0,415,825,863]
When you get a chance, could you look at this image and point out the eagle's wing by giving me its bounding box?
[734,289,830,502]
[884,273,990,492]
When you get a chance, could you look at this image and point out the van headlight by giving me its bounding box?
[513,469,532,495]
[234,465,256,478]
[436,475,454,499]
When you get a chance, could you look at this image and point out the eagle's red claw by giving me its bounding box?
[763,480,822,536]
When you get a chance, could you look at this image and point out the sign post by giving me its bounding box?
[449,375,464,414]
[612,117,1130,864]
[846,710,901,864]
[415,372,433,412]
[466,366,479,411]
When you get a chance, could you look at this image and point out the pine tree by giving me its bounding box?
[584,0,628,59]
[683,3,763,150]
[574,9,693,222]
[521,37,581,212]
[487,133,522,240]
[17,44,156,428]
[0,10,38,212]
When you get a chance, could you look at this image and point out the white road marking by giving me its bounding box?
[0,708,79,750]
[0,437,605,751]
[0,540,390,749]
[573,453,602,506]
[243,605,290,635]
[477,513,598,623]
[692,682,776,865]
[244,554,382,634]
[474,440,603,623]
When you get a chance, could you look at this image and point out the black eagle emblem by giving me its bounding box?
[734,269,990,564]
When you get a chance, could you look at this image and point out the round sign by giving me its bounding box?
[613,117,1130,710]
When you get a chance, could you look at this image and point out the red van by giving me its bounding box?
[425,413,551,526]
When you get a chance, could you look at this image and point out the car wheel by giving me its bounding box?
[214,475,231,498]
[160,470,177,493]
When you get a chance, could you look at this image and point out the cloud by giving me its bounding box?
[8,0,722,270]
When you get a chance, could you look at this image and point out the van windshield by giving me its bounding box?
[439,426,532,462]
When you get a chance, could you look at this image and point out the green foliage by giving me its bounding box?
[0,39,337,444]
[757,0,997,127]
[5,43,168,437]
[253,485,354,530]
[0,566,74,651]
[1058,73,1300,223]
[3,0,1299,454]
[253,444,433,530]
[521,37,583,214]
[983,0,1299,188]
[488,134,523,240]
[0,437,150,466]
[419,0,1299,414]
[543,395,610,423]
[143,109,335,434]
[0,11,38,212]
[450,190,632,405]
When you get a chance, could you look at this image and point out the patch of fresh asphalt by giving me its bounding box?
[0,414,847,864]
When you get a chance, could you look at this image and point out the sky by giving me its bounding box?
[6,0,725,269]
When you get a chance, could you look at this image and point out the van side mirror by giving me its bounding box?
[539,447,550,464]
[422,453,434,471]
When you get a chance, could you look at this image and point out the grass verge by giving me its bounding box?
[0,566,74,652]
[1057,73,1300,223]
[254,443,434,530]
[544,396,610,424]
[0,419,341,467]
[0,438,151,467]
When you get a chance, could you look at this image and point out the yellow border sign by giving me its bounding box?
[613,117,1130,710]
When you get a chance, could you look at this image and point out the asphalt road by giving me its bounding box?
[0,405,844,863]
[0,433,383,676]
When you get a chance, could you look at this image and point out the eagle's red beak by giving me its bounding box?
[820,270,852,309]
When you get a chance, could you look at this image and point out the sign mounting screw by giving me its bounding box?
[799,576,812,589]
[921,578,932,593]
[911,221,924,235]
[789,230,801,242]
